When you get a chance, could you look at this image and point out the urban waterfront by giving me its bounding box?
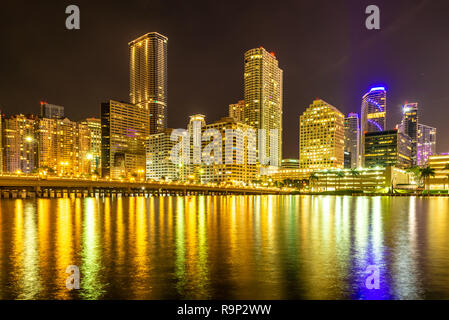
[0,195,449,300]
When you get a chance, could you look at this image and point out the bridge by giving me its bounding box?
[0,176,292,199]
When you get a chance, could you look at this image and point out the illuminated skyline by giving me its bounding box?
[2,1,449,157]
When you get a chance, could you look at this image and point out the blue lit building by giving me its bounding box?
[361,87,387,166]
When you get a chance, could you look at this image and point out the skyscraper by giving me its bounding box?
[81,118,102,174]
[37,117,90,176]
[3,114,38,174]
[244,47,283,167]
[229,100,245,122]
[361,87,387,133]
[101,100,149,179]
[361,86,387,166]
[40,101,64,119]
[129,32,168,134]
[146,129,178,181]
[299,99,345,171]
[417,124,437,166]
[399,102,418,165]
[344,113,360,168]
[364,130,412,169]
[178,114,257,184]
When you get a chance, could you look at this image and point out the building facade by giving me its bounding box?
[40,101,64,119]
[428,154,449,190]
[3,114,38,174]
[229,100,245,122]
[399,102,418,165]
[417,124,437,166]
[101,100,149,180]
[361,87,387,165]
[364,130,412,169]
[81,118,102,175]
[312,167,412,192]
[37,117,91,176]
[344,113,360,169]
[129,32,168,134]
[175,115,257,184]
[146,129,178,181]
[244,47,283,167]
[299,99,345,172]
[281,159,299,169]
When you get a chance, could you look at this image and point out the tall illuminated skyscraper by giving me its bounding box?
[417,124,437,166]
[361,86,387,165]
[399,102,419,165]
[361,87,387,133]
[344,113,360,168]
[129,32,168,134]
[299,99,345,171]
[244,47,283,167]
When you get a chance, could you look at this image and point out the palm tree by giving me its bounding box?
[419,166,436,193]
[349,168,361,191]
[335,171,345,191]
[407,166,422,186]
[309,173,318,191]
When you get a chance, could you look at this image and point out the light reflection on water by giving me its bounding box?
[0,195,448,300]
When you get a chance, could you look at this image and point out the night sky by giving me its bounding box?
[1,0,448,157]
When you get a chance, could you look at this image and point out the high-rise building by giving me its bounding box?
[361,87,387,133]
[201,116,257,184]
[364,129,412,169]
[229,100,245,122]
[129,32,168,134]
[177,115,257,184]
[399,102,419,165]
[146,129,178,181]
[299,99,345,171]
[81,118,102,174]
[40,101,64,119]
[3,114,38,174]
[37,117,90,176]
[361,87,387,165]
[101,100,149,180]
[244,47,283,167]
[344,113,360,168]
[417,124,437,166]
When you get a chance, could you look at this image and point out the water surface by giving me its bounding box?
[0,195,448,300]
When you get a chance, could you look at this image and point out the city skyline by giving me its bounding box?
[1,0,448,158]
[2,1,449,304]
